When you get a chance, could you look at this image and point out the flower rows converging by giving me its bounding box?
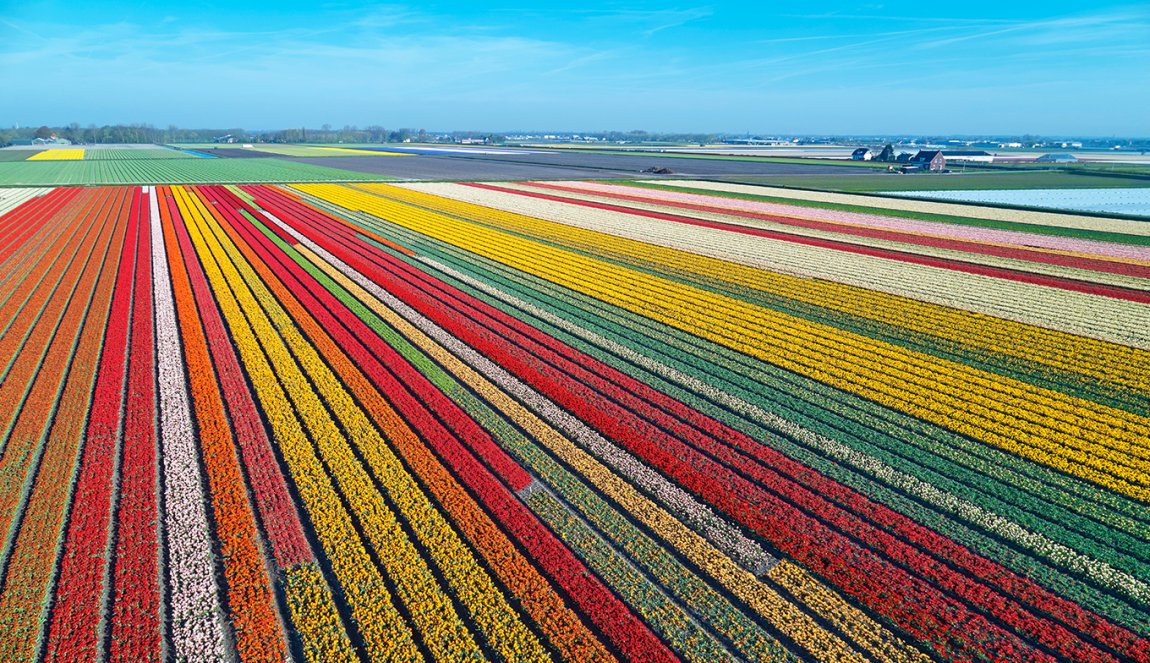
[0,180,1146,662]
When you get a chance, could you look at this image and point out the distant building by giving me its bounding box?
[850,147,874,161]
[1035,153,1079,163]
[941,150,994,163]
[895,152,913,163]
[909,150,946,171]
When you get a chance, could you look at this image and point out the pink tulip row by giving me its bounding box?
[554,181,1150,261]
[149,188,229,661]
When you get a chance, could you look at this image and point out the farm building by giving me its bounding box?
[850,147,874,161]
[941,150,994,163]
[909,150,946,171]
[1035,153,1079,163]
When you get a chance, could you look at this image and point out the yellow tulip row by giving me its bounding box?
[296,226,928,663]
[299,184,1150,503]
[175,187,542,660]
[282,562,358,662]
[169,187,419,661]
[358,182,1149,395]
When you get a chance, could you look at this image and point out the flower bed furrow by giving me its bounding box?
[164,188,369,663]
[283,186,1048,661]
[449,182,1150,404]
[166,187,289,662]
[410,250,1150,625]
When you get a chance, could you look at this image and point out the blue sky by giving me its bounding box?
[1,1,1147,135]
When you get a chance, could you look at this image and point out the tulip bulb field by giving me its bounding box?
[0,177,1147,663]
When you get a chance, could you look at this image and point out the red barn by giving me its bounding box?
[909,150,946,171]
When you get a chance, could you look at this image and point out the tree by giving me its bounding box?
[877,143,895,162]
[34,125,53,140]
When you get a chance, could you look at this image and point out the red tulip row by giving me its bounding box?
[515,181,1150,279]
[108,185,163,662]
[463,183,1150,304]
[269,184,1146,662]
[43,187,142,662]
[0,187,80,268]
[239,184,677,663]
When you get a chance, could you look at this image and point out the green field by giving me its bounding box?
[0,158,390,185]
[710,169,1150,192]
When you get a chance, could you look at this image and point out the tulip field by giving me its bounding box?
[0,179,1147,663]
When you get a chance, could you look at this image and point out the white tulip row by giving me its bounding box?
[260,209,776,576]
[428,254,1148,603]
[495,182,1150,292]
[0,187,52,216]
[147,187,230,662]
[405,182,1150,349]
[640,180,1150,237]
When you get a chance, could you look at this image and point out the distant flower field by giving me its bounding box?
[0,180,1146,662]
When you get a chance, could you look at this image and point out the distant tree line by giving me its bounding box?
[0,124,726,148]
[0,124,248,146]
[265,125,431,144]
[592,130,720,144]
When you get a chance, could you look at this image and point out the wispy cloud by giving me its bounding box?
[1,1,1146,134]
